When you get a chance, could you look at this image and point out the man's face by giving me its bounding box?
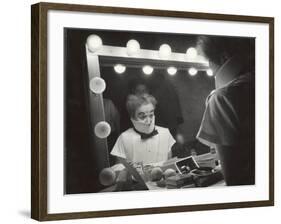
[135,103,155,125]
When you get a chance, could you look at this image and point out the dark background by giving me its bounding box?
[64,28,215,194]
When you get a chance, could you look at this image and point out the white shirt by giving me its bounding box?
[110,126,176,164]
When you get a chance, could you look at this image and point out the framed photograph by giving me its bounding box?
[31,2,274,221]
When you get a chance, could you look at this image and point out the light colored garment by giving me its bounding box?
[110,126,175,164]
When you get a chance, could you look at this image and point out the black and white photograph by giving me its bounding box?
[64,28,255,194]
[30,3,274,220]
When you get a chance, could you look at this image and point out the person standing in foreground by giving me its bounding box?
[196,36,255,186]
[111,94,176,165]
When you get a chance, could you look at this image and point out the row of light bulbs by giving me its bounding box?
[90,64,212,139]
[89,66,213,97]
[87,35,213,140]
[87,34,199,60]
[113,63,214,77]
[87,34,213,77]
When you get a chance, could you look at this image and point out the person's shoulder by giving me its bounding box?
[217,73,252,95]
[155,125,167,131]
[206,88,234,111]
[119,128,137,138]
[208,89,225,103]
[213,85,229,96]
[211,77,246,101]
[155,126,170,134]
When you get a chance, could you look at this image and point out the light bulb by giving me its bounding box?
[126,39,140,56]
[167,66,177,76]
[142,65,154,75]
[99,168,116,186]
[89,77,106,94]
[188,67,198,76]
[86,35,103,53]
[159,44,172,59]
[206,68,214,76]
[94,121,111,139]
[114,64,126,74]
[186,47,197,60]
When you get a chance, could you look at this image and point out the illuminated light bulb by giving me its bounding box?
[159,44,172,59]
[89,77,106,94]
[167,66,177,76]
[142,65,154,75]
[114,64,126,74]
[94,121,111,139]
[86,35,103,53]
[126,39,140,56]
[206,68,214,76]
[186,47,198,60]
[188,67,198,76]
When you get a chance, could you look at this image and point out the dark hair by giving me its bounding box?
[128,78,149,95]
[126,94,157,118]
[196,35,254,66]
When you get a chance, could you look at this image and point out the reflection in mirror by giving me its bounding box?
[99,57,214,163]
[64,28,226,194]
